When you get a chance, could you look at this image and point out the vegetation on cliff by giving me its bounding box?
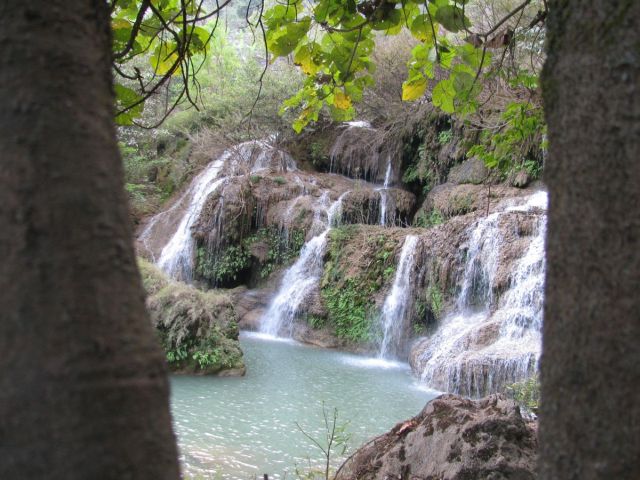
[317,226,400,343]
[139,258,245,375]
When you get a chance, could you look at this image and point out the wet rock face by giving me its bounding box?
[335,394,537,480]
[328,124,392,183]
[421,183,529,220]
[447,157,489,185]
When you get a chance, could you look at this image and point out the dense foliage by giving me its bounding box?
[195,226,306,286]
[320,226,397,342]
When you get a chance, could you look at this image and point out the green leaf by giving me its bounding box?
[434,5,470,33]
[372,8,401,31]
[409,14,435,43]
[150,42,179,75]
[263,4,298,30]
[333,91,352,110]
[458,43,490,69]
[267,17,311,57]
[114,84,144,125]
[402,76,427,101]
[432,78,456,113]
[293,43,321,75]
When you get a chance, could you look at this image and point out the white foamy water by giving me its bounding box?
[379,235,419,359]
[378,161,393,226]
[418,191,548,396]
[260,192,349,337]
[156,159,226,281]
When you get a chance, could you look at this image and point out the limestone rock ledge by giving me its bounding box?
[335,394,537,480]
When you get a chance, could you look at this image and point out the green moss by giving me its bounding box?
[149,282,244,374]
[307,314,327,329]
[320,227,398,343]
[138,257,169,295]
[140,258,244,375]
[195,226,306,285]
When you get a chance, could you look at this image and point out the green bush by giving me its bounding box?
[414,208,444,228]
[467,101,545,179]
[195,226,305,285]
[507,374,540,413]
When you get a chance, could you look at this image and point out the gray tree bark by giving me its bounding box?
[0,1,180,479]
[540,0,640,478]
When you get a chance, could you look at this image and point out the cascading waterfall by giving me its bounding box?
[155,159,226,281]
[259,192,348,337]
[140,140,295,281]
[378,235,419,359]
[418,191,548,396]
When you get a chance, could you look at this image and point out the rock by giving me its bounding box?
[141,261,245,375]
[216,366,247,377]
[335,394,537,480]
[292,323,343,348]
[230,285,276,330]
[421,183,528,220]
[509,170,531,188]
[448,158,489,185]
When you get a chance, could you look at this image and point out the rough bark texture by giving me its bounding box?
[540,1,640,478]
[0,2,180,479]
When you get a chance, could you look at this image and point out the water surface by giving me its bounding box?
[170,332,438,479]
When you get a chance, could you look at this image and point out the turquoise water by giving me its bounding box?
[170,332,438,479]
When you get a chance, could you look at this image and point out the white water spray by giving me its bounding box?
[417,191,548,396]
[140,141,297,281]
[155,159,225,281]
[378,235,419,358]
[260,192,349,337]
[378,160,393,226]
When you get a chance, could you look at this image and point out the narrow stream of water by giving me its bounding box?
[171,332,437,479]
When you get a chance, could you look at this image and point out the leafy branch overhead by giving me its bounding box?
[110,0,546,133]
[110,0,230,126]
[263,0,544,132]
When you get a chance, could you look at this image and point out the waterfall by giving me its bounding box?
[417,191,548,396]
[154,158,226,281]
[139,140,296,281]
[456,211,502,310]
[259,192,348,337]
[378,161,392,226]
[378,235,419,358]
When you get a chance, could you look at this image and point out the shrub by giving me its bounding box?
[507,374,540,413]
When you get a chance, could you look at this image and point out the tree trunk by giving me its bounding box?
[540,1,640,478]
[0,2,180,479]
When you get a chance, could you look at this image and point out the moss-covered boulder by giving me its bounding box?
[138,258,245,376]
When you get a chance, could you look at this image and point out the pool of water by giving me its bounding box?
[170,332,439,479]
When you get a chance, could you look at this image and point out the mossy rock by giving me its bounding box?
[139,258,245,376]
